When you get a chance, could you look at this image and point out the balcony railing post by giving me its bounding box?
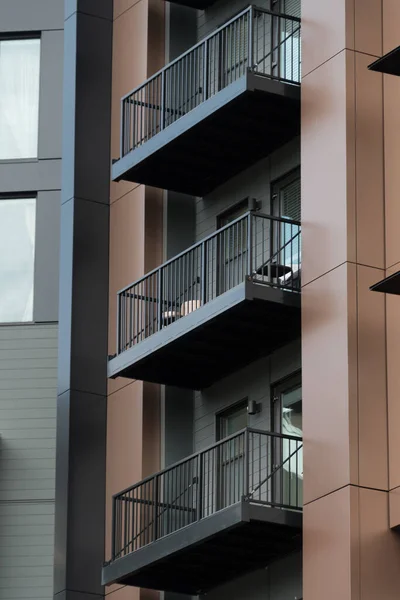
[153,476,159,542]
[116,293,121,354]
[161,70,166,131]
[201,242,207,306]
[197,452,203,521]
[120,98,125,157]
[248,5,254,71]
[111,496,116,560]
[244,428,249,499]
[203,40,208,101]
[157,268,163,332]
[247,213,253,277]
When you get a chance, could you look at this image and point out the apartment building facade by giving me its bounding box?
[0,2,63,599]
[97,1,400,599]
[2,2,400,600]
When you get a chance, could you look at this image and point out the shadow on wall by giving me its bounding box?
[199,551,302,599]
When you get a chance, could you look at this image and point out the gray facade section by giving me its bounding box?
[53,2,112,599]
[0,2,63,600]
[38,30,64,160]
[0,0,63,32]
[196,137,300,241]
[198,0,300,40]
[0,324,57,600]
[203,551,302,600]
[194,340,301,451]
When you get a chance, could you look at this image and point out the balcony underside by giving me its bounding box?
[167,0,216,7]
[109,280,301,389]
[102,501,302,596]
[370,270,400,295]
[369,46,400,76]
[112,73,300,197]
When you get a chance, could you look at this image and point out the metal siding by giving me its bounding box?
[0,160,61,196]
[195,138,301,242]
[201,551,302,599]
[38,31,64,160]
[198,0,301,40]
[0,0,63,32]
[194,339,301,452]
[0,324,57,600]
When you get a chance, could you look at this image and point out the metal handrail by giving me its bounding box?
[110,427,303,561]
[113,426,302,499]
[117,211,299,296]
[121,5,300,103]
[119,5,301,157]
[116,211,301,354]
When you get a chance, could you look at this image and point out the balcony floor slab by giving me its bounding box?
[112,73,300,196]
[109,279,301,389]
[102,500,302,595]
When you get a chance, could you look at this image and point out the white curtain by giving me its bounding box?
[0,38,41,159]
[0,198,36,323]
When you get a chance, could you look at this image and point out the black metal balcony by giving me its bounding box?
[369,46,400,77]
[370,271,400,295]
[102,428,303,595]
[108,211,301,389]
[167,0,216,7]
[112,6,301,196]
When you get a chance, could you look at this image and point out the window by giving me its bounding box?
[216,199,252,293]
[272,373,303,506]
[272,170,301,284]
[0,198,36,322]
[217,400,248,441]
[0,38,41,160]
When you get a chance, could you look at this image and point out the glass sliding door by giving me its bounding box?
[272,170,301,288]
[216,401,248,510]
[272,374,303,508]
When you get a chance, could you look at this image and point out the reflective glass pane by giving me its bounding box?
[0,39,41,159]
[0,198,36,322]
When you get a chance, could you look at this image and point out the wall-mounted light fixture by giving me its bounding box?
[247,400,261,415]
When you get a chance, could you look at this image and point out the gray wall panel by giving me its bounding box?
[196,138,300,242]
[198,0,300,39]
[194,339,301,451]
[0,325,57,503]
[65,0,113,20]
[0,160,61,195]
[202,552,302,600]
[38,31,64,160]
[0,324,57,600]
[0,0,63,32]
[34,191,61,323]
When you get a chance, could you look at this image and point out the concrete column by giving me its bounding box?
[302,0,400,598]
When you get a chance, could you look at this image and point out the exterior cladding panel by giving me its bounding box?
[196,137,300,241]
[0,2,63,600]
[198,0,301,39]
[0,324,58,600]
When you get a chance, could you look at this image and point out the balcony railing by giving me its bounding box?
[116,211,301,355]
[110,428,303,561]
[120,5,301,158]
